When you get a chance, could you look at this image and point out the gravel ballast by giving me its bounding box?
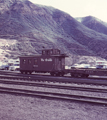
[0,93,107,120]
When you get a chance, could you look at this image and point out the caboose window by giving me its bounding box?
[50,50,53,54]
[42,51,45,55]
[59,58,61,61]
[47,51,49,55]
[57,51,60,54]
[23,59,26,64]
[28,59,32,64]
[35,59,37,63]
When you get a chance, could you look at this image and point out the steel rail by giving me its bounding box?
[1,70,107,85]
[0,86,107,105]
[1,79,107,93]
[1,70,107,81]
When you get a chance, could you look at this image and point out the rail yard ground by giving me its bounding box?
[0,71,107,120]
[0,93,107,120]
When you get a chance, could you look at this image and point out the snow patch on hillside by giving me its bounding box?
[0,39,17,61]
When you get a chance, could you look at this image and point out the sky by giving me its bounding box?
[29,0,107,22]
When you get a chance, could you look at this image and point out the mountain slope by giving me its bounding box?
[0,0,107,63]
[76,16,107,35]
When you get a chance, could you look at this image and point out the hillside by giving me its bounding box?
[0,0,107,64]
[76,16,107,35]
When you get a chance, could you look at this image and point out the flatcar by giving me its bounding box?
[19,49,68,76]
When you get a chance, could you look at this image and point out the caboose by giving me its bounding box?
[19,49,68,76]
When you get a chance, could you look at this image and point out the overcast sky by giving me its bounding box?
[29,0,107,22]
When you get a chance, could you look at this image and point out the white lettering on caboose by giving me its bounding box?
[47,58,52,61]
[41,58,52,62]
[41,58,44,61]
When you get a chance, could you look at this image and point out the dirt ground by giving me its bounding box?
[0,93,107,120]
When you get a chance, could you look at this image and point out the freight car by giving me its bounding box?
[19,49,107,78]
[67,67,107,77]
[19,49,68,76]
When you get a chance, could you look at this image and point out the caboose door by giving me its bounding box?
[55,57,62,70]
[33,58,39,70]
[55,57,65,70]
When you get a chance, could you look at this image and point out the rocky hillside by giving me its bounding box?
[0,0,107,64]
[76,16,107,35]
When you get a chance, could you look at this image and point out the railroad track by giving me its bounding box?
[0,86,107,105]
[0,70,107,86]
[1,79,107,93]
[0,78,107,104]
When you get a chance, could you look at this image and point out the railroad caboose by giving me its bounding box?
[19,49,68,76]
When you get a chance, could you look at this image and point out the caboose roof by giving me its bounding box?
[19,54,68,58]
[19,54,41,57]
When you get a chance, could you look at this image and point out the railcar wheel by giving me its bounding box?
[56,73,60,76]
[20,71,23,74]
[78,74,83,78]
[60,72,64,76]
[25,71,28,74]
[81,74,89,78]
[71,73,79,77]
[70,73,74,77]
[27,71,32,74]
[50,72,55,76]
[28,71,32,74]
[85,74,89,78]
